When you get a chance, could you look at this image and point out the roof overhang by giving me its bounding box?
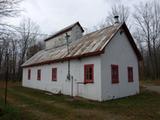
[22,50,103,68]
[100,23,142,61]
[121,23,143,61]
[22,22,142,68]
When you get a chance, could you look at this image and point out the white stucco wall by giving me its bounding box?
[22,56,102,101]
[45,31,72,49]
[22,27,139,101]
[45,25,83,49]
[70,24,83,41]
[101,30,139,101]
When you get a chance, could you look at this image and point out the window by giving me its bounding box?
[37,69,41,80]
[128,67,133,82]
[84,64,94,84]
[28,69,31,80]
[111,64,119,84]
[52,68,57,81]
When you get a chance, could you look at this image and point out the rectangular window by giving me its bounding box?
[37,69,41,80]
[28,69,31,80]
[52,68,57,81]
[84,64,94,84]
[128,67,133,82]
[111,64,119,84]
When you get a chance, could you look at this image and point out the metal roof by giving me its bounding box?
[22,24,121,67]
[22,23,142,68]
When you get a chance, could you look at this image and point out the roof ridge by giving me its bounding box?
[44,21,84,41]
[83,24,119,37]
[41,24,122,52]
[22,23,133,68]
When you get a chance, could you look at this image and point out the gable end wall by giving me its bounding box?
[101,29,139,101]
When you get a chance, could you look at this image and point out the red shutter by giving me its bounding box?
[37,69,41,80]
[52,68,57,81]
[84,64,94,84]
[128,67,133,82]
[28,69,31,80]
[111,65,119,84]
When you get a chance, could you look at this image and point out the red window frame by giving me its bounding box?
[37,69,41,80]
[84,64,94,84]
[28,69,31,80]
[128,66,133,82]
[111,64,119,84]
[52,68,57,81]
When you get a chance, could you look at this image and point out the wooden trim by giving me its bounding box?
[101,23,142,61]
[128,66,133,82]
[84,64,94,84]
[22,51,103,68]
[121,23,143,61]
[22,22,142,68]
[52,68,57,81]
[37,69,41,80]
[28,69,31,80]
[111,64,119,84]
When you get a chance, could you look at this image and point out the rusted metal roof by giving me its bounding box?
[44,22,84,41]
[22,23,142,68]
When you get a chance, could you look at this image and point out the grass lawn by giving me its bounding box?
[0,81,160,120]
[0,99,21,120]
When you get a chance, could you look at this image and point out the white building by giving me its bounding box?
[22,21,142,101]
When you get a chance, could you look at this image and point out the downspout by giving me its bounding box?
[65,33,73,97]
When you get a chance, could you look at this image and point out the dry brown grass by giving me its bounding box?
[0,81,20,88]
[141,80,160,86]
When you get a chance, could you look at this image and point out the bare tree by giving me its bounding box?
[95,3,130,30]
[0,0,22,81]
[0,0,21,18]
[0,0,21,33]
[106,3,130,25]
[10,36,19,80]
[15,18,40,80]
[133,0,160,79]
[0,33,10,79]
[0,30,18,80]
[0,18,42,81]
[27,41,45,59]
[0,40,4,69]
[17,18,40,64]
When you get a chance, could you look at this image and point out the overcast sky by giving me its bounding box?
[9,0,146,35]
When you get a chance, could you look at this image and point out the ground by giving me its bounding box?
[0,81,160,120]
[141,80,160,93]
[141,80,160,86]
